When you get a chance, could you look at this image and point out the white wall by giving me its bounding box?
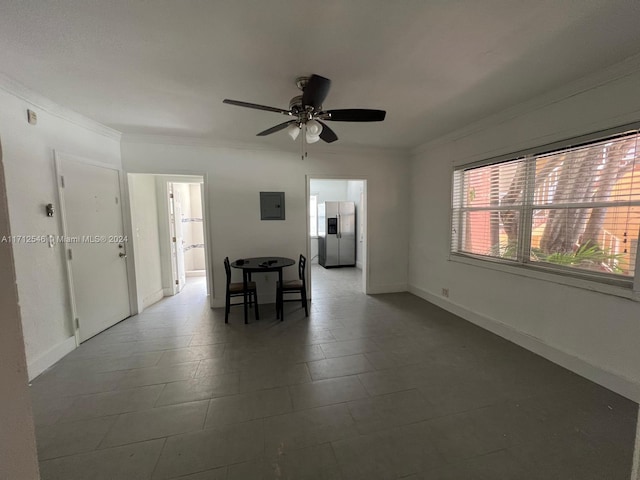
[409,55,640,401]
[122,140,409,305]
[0,138,40,480]
[0,80,122,379]
[128,174,163,310]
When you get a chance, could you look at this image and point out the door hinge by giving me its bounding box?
[60,175,65,188]
[68,249,73,260]
[75,318,80,329]
[115,197,119,204]
[175,279,179,285]
[169,193,174,199]
[172,236,176,242]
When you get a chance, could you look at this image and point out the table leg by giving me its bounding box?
[243,270,249,324]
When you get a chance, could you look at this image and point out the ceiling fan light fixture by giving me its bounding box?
[286,123,301,140]
[305,119,322,143]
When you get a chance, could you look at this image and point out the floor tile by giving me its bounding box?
[59,384,164,423]
[157,345,227,366]
[117,361,199,389]
[155,373,242,406]
[100,400,208,448]
[307,354,374,380]
[168,467,227,479]
[205,387,292,428]
[152,419,265,479]
[263,403,359,456]
[331,423,445,480]
[289,376,369,411]
[39,438,164,480]
[347,389,435,434]
[36,416,117,460]
[319,338,380,359]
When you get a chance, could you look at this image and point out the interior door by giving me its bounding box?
[59,157,130,342]
[338,202,356,266]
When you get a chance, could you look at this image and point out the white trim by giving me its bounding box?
[367,283,408,294]
[409,285,640,403]
[27,336,76,381]
[142,289,164,310]
[0,74,121,141]
[306,175,370,296]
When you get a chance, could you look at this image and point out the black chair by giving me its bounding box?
[276,254,308,320]
[224,257,259,323]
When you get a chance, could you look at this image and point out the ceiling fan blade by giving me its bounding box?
[223,99,290,115]
[257,120,297,136]
[324,109,386,122]
[302,74,331,109]
[318,121,338,143]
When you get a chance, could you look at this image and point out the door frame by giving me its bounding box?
[127,171,213,309]
[305,174,370,298]
[54,151,135,346]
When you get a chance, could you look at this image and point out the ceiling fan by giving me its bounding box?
[223,74,386,149]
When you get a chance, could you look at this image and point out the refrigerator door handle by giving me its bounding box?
[337,213,341,238]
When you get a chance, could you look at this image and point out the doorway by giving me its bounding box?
[168,182,207,293]
[127,174,211,313]
[307,177,367,300]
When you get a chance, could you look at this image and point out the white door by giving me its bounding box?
[169,183,186,293]
[59,157,131,342]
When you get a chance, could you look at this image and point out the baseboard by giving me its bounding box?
[186,270,206,277]
[409,285,640,403]
[142,289,164,310]
[27,336,76,381]
[367,283,408,294]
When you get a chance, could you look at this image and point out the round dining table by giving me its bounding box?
[230,256,295,323]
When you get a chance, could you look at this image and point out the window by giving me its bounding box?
[309,194,319,237]
[451,127,640,285]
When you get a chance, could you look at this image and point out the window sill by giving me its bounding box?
[449,253,639,301]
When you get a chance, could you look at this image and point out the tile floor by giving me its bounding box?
[30,270,638,479]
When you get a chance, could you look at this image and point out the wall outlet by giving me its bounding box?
[441,288,449,298]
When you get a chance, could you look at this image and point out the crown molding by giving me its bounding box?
[0,73,122,141]
[411,52,640,158]
[121,133,409,160]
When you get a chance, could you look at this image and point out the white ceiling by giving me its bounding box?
[2,0,640,151]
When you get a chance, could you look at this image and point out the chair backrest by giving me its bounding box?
[298,254,306,284]
[224,257,231,285]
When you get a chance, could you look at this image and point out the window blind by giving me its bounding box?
[451,128,640,280]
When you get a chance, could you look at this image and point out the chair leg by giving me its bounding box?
[280,288,285,321]
[225,293,230,323]
[301,288,308,317]
[253,290,260,321]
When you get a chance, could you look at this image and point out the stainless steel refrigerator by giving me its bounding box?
[318,201,356,267]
